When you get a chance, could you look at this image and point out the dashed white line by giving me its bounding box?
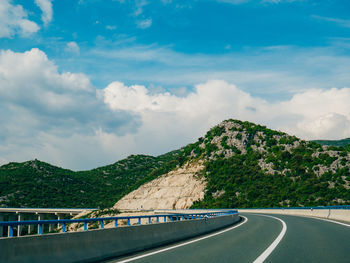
[114,216,248,263]
[252,214,287,263]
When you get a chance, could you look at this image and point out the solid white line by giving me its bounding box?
[114,216,248,263]
[252,214,287,263]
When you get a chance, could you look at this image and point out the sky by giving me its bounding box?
[1,0,350,170]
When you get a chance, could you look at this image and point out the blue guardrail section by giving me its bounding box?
[0,210,238,238]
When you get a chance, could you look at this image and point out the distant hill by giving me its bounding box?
[0,151,182,208]
[312,138,350,151]
[1,119,350,209]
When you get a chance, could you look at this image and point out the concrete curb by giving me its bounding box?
[0,214,240,263]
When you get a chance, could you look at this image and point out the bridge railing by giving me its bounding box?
[0,210,237,238]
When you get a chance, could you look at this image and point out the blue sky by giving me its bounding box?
[1,0,350,169]
[3,0,350,93]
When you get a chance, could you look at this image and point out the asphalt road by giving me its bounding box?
[107,213,350,263]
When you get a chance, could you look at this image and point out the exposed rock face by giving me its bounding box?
[113,162,206,210]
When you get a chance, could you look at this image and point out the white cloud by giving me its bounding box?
[65,41,80,55]
[0,48,139,170]
[0,0,39,38]
[133,0,148,16]
[136,18,152,29]
[34,0,53,26]
[104,80,350,145]
[297,113,350,140]
[2,49,350,170]
[106,25,117,30]
[312,15,350,28]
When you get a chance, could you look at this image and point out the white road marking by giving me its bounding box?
[247,213,350,228]
[114,216,248,263]
[252,214,287,263]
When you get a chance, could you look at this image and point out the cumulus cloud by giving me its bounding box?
[104,80,350,143]
[297,113,350,140]
[2,49,350,170]
[0,48,140,169]
[34,0,53,26]
[65,41,80,55]
[0,0,39,38]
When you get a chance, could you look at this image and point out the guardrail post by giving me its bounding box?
[56,213,64,228]
[114,219,118,227]
[17,212,23,236]
[37,214,44,235]
[148,217,151,224]
[9,225,13,237]
[127,219,130,226]
[28,221,34,234]
[84,222,88,231]
[0,213,3,237]
[99,220,104,229]
[8,214,14,237]
[163,216,166,222]
[62,223,66,233]
[138,217,141,225]
[49,215,54,232]
[156,216,159,223]
[38,224,43,235]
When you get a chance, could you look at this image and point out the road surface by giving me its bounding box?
[106,213,350,263]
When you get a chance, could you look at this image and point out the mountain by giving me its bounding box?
[187,120,350,208]
[0,152,182,208]
[1,119,350,209]
[114,119,350,210]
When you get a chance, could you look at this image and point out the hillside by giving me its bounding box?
[1,119,350,209]
[114,119,350,210]
[0,152,182,208]
[113,162,206,210]
[312,138,350,152]
[187,120,350,208]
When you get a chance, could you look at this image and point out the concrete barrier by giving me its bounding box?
[0,214,240,263]
[238,209,350,223]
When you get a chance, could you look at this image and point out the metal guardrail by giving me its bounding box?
[238,205,350,210]
[0,210,238,238]
[0,207,98,214]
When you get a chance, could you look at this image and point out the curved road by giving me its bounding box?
[107,213,350,263]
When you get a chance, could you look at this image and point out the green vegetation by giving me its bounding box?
[192,151,350,208]
[192,119,350,208]
[312,138,350,152]
[1,119,350,209]
[0,151,184,208]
